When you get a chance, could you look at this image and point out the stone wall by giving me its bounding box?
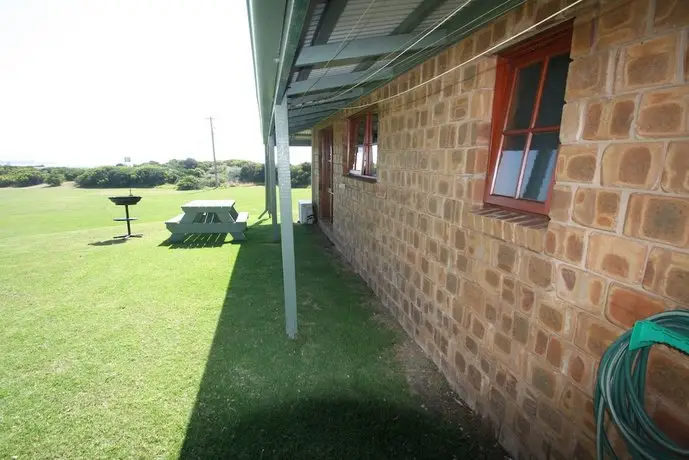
[311,0,689,458]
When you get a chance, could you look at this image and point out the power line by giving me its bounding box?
[297,0,516,109]
[293,0,635,127]
[379,0,648,120]
[360,0,517,94]
[298,0,379,100]
[332,0,474,100]
[345,0,585,110]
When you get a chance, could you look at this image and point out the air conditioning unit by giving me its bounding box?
[298,200,313,224]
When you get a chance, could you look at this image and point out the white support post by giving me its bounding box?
[268,134,279,241]
[259,142,270,219]
[274,100,298,339]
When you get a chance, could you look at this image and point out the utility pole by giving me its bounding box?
[207,117,219,188]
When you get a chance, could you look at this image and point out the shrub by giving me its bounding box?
[75,165,172,188]
[163,169,179,184]
[7,169,46,187]
[0,175,13,187]
[0,157,309,189]
[131,165,167,187]
[239,163,264,183]
[225,159,252,168]
[176,176,201,190]
[167,159,183,170]
[185,168,204,178]
[227,166,242,183]
[75,166,133,188]
[45,173,64,186]
[44,167,84,181]
[196,161,215,172]
[201,175,220,188]
[182,158,198,169]
[290,162,311,188]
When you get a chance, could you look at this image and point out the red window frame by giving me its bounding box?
[346,111,377,179]
[484,23,573,215]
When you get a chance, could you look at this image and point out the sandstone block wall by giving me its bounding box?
[311,0,689,458]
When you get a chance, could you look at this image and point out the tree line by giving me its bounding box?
[0,159,311,190]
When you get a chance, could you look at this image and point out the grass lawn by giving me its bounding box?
[0,184,501,459]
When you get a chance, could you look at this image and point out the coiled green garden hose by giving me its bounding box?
[594,310,689,460]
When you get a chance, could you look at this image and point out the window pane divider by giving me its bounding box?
[503,125,560,135]
[515,56,550,199]
[489,61,521,197]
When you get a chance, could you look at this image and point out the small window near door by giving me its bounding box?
[484,23,572,215]
[346,111,378,179]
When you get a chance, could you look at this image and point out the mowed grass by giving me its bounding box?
[0,185,497,459]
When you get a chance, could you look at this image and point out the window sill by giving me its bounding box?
[346,172,377,183]
[471,205,549,226]
[484,195,549,216]
[467,205,549,252]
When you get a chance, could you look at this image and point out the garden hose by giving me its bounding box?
[594,310,689,460]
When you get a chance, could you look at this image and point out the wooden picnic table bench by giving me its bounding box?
[165,199,249,243]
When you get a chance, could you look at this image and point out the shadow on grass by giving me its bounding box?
[88,239,127,246]
[179,224,497,460]
[159,233,231,249]
[183,397,479,460]
[250,217,270,228]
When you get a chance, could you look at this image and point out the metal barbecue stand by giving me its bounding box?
[108,191,143,239]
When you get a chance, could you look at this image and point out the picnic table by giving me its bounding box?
[165,200,249,243]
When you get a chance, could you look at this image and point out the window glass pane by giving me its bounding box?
[506,61,543,130]
[492,135,527,197]
[372,113,378,144]
[354,146,364,172]
[356,117,365,145]
[350,117,365,173]
[371,144,377,177]
[535,53,570,127]
[370,113,378,176]
[519,132,559,202]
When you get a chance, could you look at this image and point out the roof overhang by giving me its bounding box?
[246,0,526,145]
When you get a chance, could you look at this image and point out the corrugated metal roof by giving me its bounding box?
[307,58,392,81]
[279,0,524,133]
[367,58,392,71]
[303,1,326,45]
[328,0,423,43]
[413,0,467,34]
[249,0,525,137]
[308,63,360,80]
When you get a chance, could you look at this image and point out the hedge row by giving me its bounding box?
[0,159,312,190]
[0,166,84,187]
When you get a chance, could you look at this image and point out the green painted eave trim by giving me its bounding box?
[246,0,286,142]
[246,0,310,142]
[274,0,311,116]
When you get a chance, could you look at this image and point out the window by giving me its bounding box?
[485,24,573,215]
[346,111,378,178]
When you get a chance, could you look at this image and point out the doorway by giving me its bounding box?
[319,128,333,223]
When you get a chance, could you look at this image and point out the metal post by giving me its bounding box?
[264,142,269,212]
[268,134,279,241]
[258,142,270,220]
[274,99,297,339]
[125,205,132,236]
[207,117,219,188]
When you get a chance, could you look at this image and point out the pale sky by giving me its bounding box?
[0,0,311,166]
